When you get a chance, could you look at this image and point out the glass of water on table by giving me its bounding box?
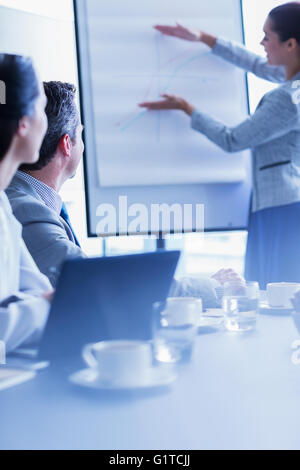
[222,281,259,332]
[152,297,202,363]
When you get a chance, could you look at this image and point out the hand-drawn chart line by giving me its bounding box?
[119,52,203,133]
[115,74,211,79]
[115,41,199,130]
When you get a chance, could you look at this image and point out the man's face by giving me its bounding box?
[68,121,84,178]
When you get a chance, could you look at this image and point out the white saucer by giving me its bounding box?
[259,300,293,315]
[69,364,177,390]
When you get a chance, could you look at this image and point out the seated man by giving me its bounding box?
[6,81,243,306]
[6,81,85,286]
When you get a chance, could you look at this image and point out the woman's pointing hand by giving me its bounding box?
[139,94,195,115]
[153,23,202,42]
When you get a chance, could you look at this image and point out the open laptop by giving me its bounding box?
[38,250,180,365]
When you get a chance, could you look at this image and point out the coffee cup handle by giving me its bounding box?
[82,343,98,369]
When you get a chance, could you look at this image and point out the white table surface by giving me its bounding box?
[1,313,300,450]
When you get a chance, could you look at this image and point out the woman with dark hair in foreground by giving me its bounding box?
[0,53,52,352]
[140,2,300,289]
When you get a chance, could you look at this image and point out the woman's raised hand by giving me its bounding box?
[153,23,202,42]
[139,94,195,115]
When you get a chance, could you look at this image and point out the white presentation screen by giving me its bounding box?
[75,0,252,236]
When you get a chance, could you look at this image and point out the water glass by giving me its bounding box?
[152,297,202,363]
[222,281,259,332]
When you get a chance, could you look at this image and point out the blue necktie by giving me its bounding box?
[60,203,81,247]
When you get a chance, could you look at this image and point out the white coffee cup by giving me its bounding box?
[82,340,153,385]
[267,282,300,308]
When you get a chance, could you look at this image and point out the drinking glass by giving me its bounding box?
[222,281,259,332]
[152,297,202,363]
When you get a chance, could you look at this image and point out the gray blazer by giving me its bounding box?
[191,37,300,212]
[6,173,86,286]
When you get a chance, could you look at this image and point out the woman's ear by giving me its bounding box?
[287,38,298,52]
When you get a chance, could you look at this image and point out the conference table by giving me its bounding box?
[1,312,300,450]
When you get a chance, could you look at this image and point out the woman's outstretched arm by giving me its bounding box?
[154,23,285,83]
[140,87,298,153]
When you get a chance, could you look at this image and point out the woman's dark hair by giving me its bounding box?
[269,2,300,44]
[20,81,79,171]
[0,53,39,161]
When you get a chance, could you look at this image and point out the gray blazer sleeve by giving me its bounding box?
[212,37,286,83]
[169,277,220,309]
[7,196,86,287]
[22,217,86,287]
[191,87,299,153]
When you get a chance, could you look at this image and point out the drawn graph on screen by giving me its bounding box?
[87,13,248,188]
[113,32,217,142]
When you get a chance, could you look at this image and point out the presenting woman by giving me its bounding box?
[139,2,300,289]
[0,53,52,352]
